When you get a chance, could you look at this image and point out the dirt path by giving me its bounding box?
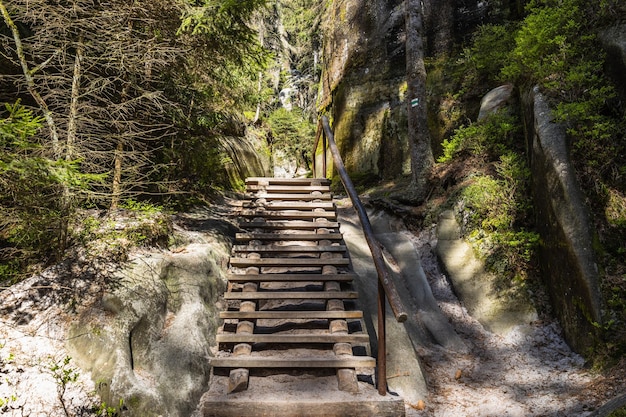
[403,225,617,417]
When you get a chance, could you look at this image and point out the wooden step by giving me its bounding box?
[210,356,375,369]
[250,193,332,201]
[216,333,370,344]
[225,273,356,282]
[246,177,331,186]
[239,220,339,230]
[243,201,335,210]
[223,291,358,300]
[236,233,343,241]
[241,210,336,220]
[232,245,346,253]
[220,310,363,319]
[246,185,330,193]
[229,258,349,267]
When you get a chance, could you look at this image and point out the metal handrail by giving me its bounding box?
[313,115,407,396]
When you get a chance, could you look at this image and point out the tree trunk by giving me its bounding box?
[405,0,434,202]
[0,1,61,158]
[57,39,85,252]
[66,39,83,162]
[110,138,124,210]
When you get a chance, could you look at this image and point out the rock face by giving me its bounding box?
[319,0,522,180]
[219,132,271,188]
[320,0,409,180]
[436,210,538,335]
[68,242,230,417]
[599,23,626,99]
[522,86,603,353]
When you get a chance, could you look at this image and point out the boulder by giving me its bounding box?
[68,242,230,417]
[477,84,514,121]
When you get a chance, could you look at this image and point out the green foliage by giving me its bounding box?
[0,102,61,282]
[49,355,79,414]
[439,112,521,162]
[500,0,626,340]
[176,0,270,123]
[0,102,109,283]
[266,107,314,168]
[0,344,17,410]
[463,23,517,87]
[120,199,164,214]
[609,408,626,417]
[0,100,43,146]
[94,399,124,417]
[281,0,323,75]
[460,152,540,284]
[501,0,623,195]
[49,356,79,390]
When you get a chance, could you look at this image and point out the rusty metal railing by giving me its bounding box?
[313,115,407,396]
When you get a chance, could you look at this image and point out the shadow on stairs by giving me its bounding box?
[195,177,405,417]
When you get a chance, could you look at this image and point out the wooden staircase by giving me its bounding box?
[212,177,376,395]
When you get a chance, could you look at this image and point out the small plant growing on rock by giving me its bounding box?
[49,356,79,417]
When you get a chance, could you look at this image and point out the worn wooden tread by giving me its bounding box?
[246,177,331,186]
[239,220,339,230]
[219,310,363,319]
[241,210,336,219]
[243,201,335,210]
[246,185,330,193]
[236,233,343,241]
[210,356,375,369]
[250,193,332,201]
[225,273,356,282]
[223,291,358,300]
[232,244,346,253]
[229,258,349,267]
[216,333,370,344]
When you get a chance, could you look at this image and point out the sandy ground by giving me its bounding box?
[403,225,624,417]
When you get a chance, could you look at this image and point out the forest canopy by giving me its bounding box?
[0,0,268,281]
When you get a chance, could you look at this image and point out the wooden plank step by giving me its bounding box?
[210,356,375,369]
[243,201,335,210]
[239,220,339,230]
[241,210,336,219]
[225,273,356,282]
[220,310,363,319]
[246,185,330,193]
[246,177,331,186]
[229,258,349,267]
[223,291,358,300]
[216,333,370,344]
[236,233,343,241]
[250,193,332,201]
[232,245,346,253]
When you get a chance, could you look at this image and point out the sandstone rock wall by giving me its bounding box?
[68,241,231,417]
[319,0,522,180]
[522,86,603,353]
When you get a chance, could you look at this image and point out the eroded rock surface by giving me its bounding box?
[522,86,603,353]
[68,242,230,417]
[436,210,538,336]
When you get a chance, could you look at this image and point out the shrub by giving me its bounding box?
[460,152,539,284]
[439,112,521,162]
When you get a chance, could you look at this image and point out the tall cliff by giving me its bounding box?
[318,0,626,357]
[318,0,521,180]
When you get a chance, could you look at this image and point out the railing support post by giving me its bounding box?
[313,115,407,396]
[377,280,387,395]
